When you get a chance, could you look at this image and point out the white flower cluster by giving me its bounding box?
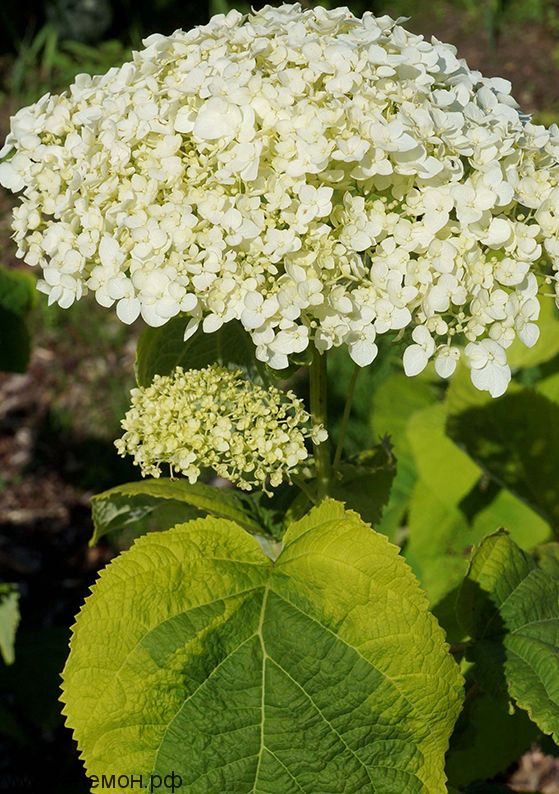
[115,364,326,491]
[2,4,559,397]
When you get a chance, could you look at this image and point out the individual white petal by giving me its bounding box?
[180,293,198,312]
[471,362,511,398]
[0,161,25,192]
[266,349,289,369]
[58,290,76,309]
[403,344,429,376]
[183,318,200,342]
[173,106,196,133]
[390,307,411,330]
[202,313,224,333]
[95,288,115,308]
[141,304,168,327]
[434,348,459,378]
[518,322,540,348]
[349,339,378,367]
[465,342,488,369]
[193,97,242,141]
[99,236,123,270]
[116,297,141,324]
[411,325,431,346]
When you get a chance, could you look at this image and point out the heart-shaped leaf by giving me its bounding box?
[62,500,463,792]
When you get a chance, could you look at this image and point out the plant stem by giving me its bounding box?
[291,475,317,505]
[333,363,360,470]
[309,346,331,500]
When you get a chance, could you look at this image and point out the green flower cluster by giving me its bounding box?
[115,365,327,491]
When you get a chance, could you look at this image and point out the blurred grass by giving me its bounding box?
[2,26,132,105]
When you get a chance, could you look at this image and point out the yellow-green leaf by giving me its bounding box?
[458,531,559,742]
[62,500,463,792]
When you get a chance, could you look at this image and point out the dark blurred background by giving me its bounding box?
[0,1,558,792]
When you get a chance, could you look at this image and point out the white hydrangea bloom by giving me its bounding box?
[115,364,327,491]
[2,3,559,396]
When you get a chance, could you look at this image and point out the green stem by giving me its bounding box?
[310,347,331,500]
[332,363,360,470]
[291,475,317,505]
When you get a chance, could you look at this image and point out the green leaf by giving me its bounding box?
[91,478,262,544]
[0,584,20,665]
[328,345,392,459]
[537,370,559,404]
[0,265,36,373]
[534,543,559,578]
[408,405,480,509]
[405,482,471,606]
[330,442,396,527]
[405,397,550,607]
[468,488,550,550]
[404,403,481,605]
[447,390,559,533]
[135,316,266,387]
[0,265,36,317]
[457,531,559,742]
[444,362,494,416]
[62,500,463,792]
[445,686,539,787]
[406,483,550,611]
[92,492,200,548]
[370,372,437,538]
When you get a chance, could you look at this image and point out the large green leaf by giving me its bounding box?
[408,405,479,509]
[370,372,437,538]
[444,362,494,417]
[468,489,550,550]
[405,394,550,608]
[534,542,559,578]
[457,531,559,742]
[447,390,559,533]
[62,500,463,792]
[406,481,551,609]
[404,403,480,605]
[538,370,559,404]
[405,482,468,606]
[0,584,20,665]
[445,686,539,788]
[135,316,265,387]
[329,442,396,528]
[91,478,262,544]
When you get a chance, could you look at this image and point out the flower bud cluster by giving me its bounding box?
[115,365,327,491]
[2,4,559,396]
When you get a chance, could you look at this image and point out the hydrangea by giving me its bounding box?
[2,3,559,397]
[115,364,327,491]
